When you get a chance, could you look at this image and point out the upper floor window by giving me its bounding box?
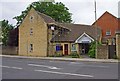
[30,28,33,35]
[106,30,111,36]
[30,16,34,22]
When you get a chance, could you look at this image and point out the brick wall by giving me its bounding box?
[93,12,118,38]
[97,45,108,59]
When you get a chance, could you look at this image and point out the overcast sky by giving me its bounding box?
[0,0,119,26]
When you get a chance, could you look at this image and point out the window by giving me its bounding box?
[106,30,111,36]
[71,44,76,51]
[30,44,33,52]
[30,28,33,35]
[30,16,34,22]
[56,44,63,51]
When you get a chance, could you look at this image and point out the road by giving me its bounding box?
[1,57,118,79]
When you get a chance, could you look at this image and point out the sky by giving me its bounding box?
[0,0,119,26]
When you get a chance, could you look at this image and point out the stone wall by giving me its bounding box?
[116,32,120,59]
[19,8,47,57]
[96,45,108,59]
[2,46,18,55]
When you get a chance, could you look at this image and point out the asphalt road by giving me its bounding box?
[1,57,118,79]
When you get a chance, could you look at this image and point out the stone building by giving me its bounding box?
[18,8,101,57]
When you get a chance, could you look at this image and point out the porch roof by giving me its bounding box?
[51,23,101,43]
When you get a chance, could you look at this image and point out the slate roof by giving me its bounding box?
[51,23,101,42]
[37,11,55,23]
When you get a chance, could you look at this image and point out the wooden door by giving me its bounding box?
[64,44,68,55]
[108,45,116,59]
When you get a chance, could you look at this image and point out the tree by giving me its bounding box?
[13,2,72,26]
[0,20,14,46]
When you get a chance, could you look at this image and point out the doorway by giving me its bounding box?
[64,44,68,55]
[81,43,90,54]
[108,45,116,59]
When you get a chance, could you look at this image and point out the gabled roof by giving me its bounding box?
[37,11,55,23]
[75,32,94,43]
[51,23,101,42]
[92,11,118,25]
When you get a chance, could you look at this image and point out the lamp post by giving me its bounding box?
[94,0,98,58]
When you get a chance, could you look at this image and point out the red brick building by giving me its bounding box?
[117,18,120,27]
[92,11,118,44]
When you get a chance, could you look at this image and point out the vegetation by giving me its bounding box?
[13,2,72,26]
[68,52,80,58]
[0,20,14,46]
[88,41,101,58]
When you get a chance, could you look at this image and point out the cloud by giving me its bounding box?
[0,0,119,25]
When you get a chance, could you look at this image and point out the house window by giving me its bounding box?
[30,28,33,35]
[56,44,63,51]
[71,44,76,51]
[30,44,33,52]
[30,16,34,22]
[106,30,111,36]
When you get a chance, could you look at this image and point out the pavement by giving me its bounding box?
[1,56,118,79]
[0,55,119,63]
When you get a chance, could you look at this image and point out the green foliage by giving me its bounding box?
[54,53,63,57]
[88,42,101,58]
[0,20,14,46]
[13,2,72,26]
[113,55,118,59]
[88,42,96,58]
[69,52,80,58]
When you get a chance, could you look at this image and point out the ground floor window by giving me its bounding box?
[30,44,33,52]
[56,44,63,51]
[71,43,76,51]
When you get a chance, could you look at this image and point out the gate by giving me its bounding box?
[108,45,116,59]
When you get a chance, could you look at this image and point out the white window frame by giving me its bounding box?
[71,43,76,51]
[106,30,111,36]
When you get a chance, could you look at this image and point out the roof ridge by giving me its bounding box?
[36,11,55,23]
[92,11,118,25]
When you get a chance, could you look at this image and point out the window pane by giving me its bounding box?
[30,28,33,35]
[71,44,76,51]
[30,44,33,52]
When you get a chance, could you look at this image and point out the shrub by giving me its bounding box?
[69,52,80,58]
[54,53,63,57]
[88,49,95,58]
[88,42,96,58]
[88,42,101,58]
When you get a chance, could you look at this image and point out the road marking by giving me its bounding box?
[70,62,84,64]
[35,69,94,78]
[0,65,23,70]
[70,62,109,68]
[82,65,109,68]
[28,64,61,70]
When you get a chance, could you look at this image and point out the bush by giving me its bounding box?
[113,55,118,59]
[88,42,101,58]
[48,53,63,57]
[88,49,95,58]
[88,42,96,58]
[69,52,80,58]
[54,53,63,57]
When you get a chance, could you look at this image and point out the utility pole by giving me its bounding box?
[94,0,98,58]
